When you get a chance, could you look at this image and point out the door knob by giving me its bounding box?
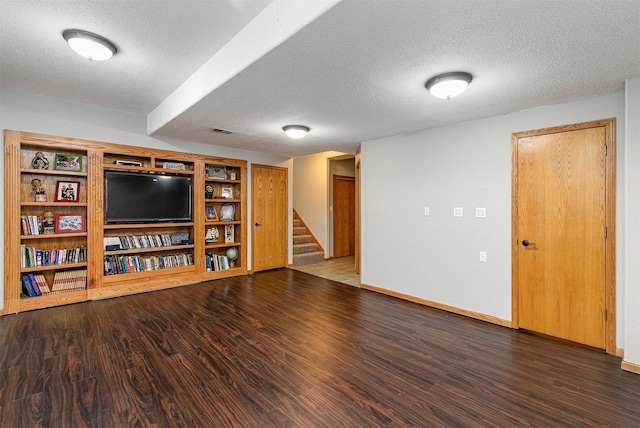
[255,222,261,226]
[522,240,535,247]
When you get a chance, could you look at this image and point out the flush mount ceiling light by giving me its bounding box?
[62,29,117,61]
[282,125,310,139]
[425,72,472,100]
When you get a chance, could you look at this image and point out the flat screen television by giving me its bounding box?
[105,171,192,222]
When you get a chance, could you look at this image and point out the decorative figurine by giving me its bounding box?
[31,178,47,202]
[205,227,219,243]
[205,184,214,199]
[30,152,50,170]
[43,211,55,234]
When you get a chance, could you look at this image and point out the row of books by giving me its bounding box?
[205,253,232,271]
[21,215,44,235]
[104,234,174,250]
[20,269,87,297]
[20,244,87,268]
[104,253,193,275]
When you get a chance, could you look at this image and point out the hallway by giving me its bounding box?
[290,255,360,287]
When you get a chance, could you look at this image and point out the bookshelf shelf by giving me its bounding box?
[20,262,88,273]
[105,245,195,256]
[20,232,87,240]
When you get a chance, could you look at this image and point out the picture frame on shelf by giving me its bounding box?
[221,186,233,198]
[206,165,226,179]
[205,206,217,220]
[220,204,235,221]
[54,180,81,202]
[53,153,82,172]
[55,213,85,233]
[225,225,235,243]
[30,151,50,170]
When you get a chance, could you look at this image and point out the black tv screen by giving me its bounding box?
[105,171,192,222]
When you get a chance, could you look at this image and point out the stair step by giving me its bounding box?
[293,251,325,266]
[293,226,307,236]
[293,219,301,227]
[293,234,312,244]
[293,242,319,254]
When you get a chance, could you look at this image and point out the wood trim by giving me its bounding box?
[603,119,616,355]
[621,361,640,375]
[361,283,512,328]
[511,132,519,329]
[511,118,616,354]
[293,208,325,253]
[19,290,86,312]
[4,131,22,314]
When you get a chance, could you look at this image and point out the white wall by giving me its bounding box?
[361,92,632,356]
[293,151,349,256]
[623,77,640,368]
[0,89,293,311]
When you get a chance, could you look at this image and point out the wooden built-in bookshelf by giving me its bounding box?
[4,130,247,313]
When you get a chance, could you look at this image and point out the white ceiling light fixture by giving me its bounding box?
[282,125,310,139]
[425,72,472,100]
[62,29,117,61]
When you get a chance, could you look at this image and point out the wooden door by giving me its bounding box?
[252,164,288,271]
[513,119,615,350]
[333,175,355,257]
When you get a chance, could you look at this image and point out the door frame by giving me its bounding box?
[251,163,288,272]
[511,118,616,354]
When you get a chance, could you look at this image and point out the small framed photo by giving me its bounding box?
[206,165,226,179]
[221,186,233,198]
[55,214,85,233]
[220,204,235,221]
[55,180,81,202]
[205,206,217,220]
[225,225,235,243]
[54,154,83,172]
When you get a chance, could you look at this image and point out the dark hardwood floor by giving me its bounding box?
[1,269,638,427]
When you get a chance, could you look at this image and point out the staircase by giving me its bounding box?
[293,211,325,266]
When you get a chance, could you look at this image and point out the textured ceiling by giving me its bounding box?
[1,0,639,157]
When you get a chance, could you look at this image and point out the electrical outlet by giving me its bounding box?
[479,251,487,263]
[476,207,487,218]
[453,207,464,217]
[424,207,430,216]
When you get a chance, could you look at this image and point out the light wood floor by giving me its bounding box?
[289,255,360,287]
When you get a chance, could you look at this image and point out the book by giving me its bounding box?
[34,274,51,294]
[27,274,42,296]
[21,275,35,297]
